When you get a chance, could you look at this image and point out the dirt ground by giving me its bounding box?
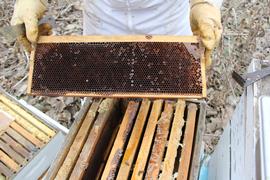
[0,0,269,154]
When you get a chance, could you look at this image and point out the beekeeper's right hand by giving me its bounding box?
[11,0,48,52]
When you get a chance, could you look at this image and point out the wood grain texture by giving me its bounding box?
[10,122,44,148]
[30,92,204,99]
[0,102,50,143]
[160,100,186,179]
[101,101,140,180]
[95,123,120,180]
[131,100,163,180]
[55,100,101,180]
[145,101,174,180]
[27,49,35,94]
[0,133,30,158]
[177,103,198,180]
[6,128,37,152]
[0,150,20,172]
[0,139,25,165]
[189,101,205,180]
[116,99,151,180]
[46,98,93,180]
[38,35,199,43]
[0,94,55,137]
[0,161,13,178]
[70,99,118,180]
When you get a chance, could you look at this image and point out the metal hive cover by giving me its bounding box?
[28,35,206,98]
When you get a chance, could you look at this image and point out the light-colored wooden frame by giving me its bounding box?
[28,35,207,99]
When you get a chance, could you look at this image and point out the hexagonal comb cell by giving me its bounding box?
[29,36,206,98]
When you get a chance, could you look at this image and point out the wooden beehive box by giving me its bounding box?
[47,98,205,180]
[0,91,67,180]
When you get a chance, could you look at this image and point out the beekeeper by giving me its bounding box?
[11,0,223,66]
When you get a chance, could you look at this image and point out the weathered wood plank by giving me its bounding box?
[145,101,174,180]
[0,150,20,172]
[160,100,186,179]
[177,103,197,180]
[131,100,163,180]
[189,101,206,180]
[95,123,120,180]
[0,94,55,137]
[0,133,30,158]
[10,122,44,148]
[101,101,140,180]
[46,98,92,180]
[54,100,101,179]
[70,99,119,179]
[5,128,37,152]
[0,102,50,143]
[116,99,151,180]
[0,139,25,165]
[0,161,13,178]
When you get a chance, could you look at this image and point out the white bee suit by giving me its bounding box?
[83,0,193,35]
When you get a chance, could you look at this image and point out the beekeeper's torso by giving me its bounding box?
[83,0,192,35]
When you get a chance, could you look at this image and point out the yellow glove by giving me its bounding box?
[11,0,48,51]
[190,0,222,67]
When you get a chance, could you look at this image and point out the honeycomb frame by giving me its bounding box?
[28,35,206,99]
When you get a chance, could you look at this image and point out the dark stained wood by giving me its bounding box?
[101,101,140,180]
[116,99,151,180]
[70,99,119,180]
[145,101,174,180]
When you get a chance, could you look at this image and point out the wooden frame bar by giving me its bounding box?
[37,35,199,43]
[0,94,56,137]
[177,103,198,180]
[145,101,174,179]
[6,128,38,152]
[28,35,206,99]
[55,100,101,179]
[46,98,92,179]
[0,102,50,143]
[70,99,119,179]
[0,162,14,177]
[10,122,44,148]
[0,139,26,165]
[0,150,20,172]
[101,101,140,180]
[116,99,151,180]
[0,133,30,158]
[131,100,163,180]
[160,100,186,179]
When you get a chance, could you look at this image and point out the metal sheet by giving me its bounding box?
[259,96,270,180]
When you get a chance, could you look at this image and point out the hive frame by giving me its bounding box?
[28,35,207,99]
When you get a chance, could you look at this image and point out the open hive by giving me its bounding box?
[46,98,205,180]
[0,93,57,179]
[28,35,206,98]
